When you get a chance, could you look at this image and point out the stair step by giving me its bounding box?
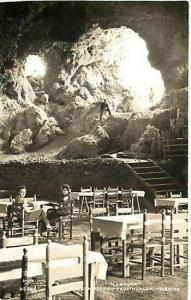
[136,171,165,175]
[128,163,154,168]
[150,183,177,187]
[143,177,170,181]
[133,166,160,170]
[155,189,181,194]
[165,153,188,158]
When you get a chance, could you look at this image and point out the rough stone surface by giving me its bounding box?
[58,123,109,159]
[10,128,33,154]
[0,2,188,156]
[35,117,63,147]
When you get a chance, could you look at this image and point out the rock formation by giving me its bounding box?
[0,2,188,157]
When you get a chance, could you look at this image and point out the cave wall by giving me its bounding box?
[0,1,188,90]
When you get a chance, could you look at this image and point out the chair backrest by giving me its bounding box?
[94,187,106,193]
[89,206,109,231]
[81,187,92,192]
[10,207,39,237]
[90,206,109,218]
[107,186,119,193]
[155,193,166,199]
[170,211,188,239]
[93,191,105,206]
[46,237,89,300]
[143,210,165,240]
[115,203,132,215]
[170,192,182,198]
[0,230,39,248]
[106,187,118,203]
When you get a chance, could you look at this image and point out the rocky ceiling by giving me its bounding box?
[0,1,188,90]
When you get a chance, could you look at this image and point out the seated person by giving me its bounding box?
[47,184,73,224]
[8,185,51,231]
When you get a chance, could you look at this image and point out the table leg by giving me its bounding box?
[91,231,101,252]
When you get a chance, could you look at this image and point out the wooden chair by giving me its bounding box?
[142,210,167,279]
[170,211,188,275]
[92,190,106,207]
[45,237,90,300]
[170,192,182,198]
[125,210,168,279]
[120,189,132,205]
[106,187,119,210]
[9,207,39,237]
[57,204,74,241]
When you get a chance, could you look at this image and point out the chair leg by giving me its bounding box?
[70,217,73,240]
[89,263,96,300]
[170,242,174,275]
[161,244,165,277]
[142,243,146,280]
[59,218,62,241]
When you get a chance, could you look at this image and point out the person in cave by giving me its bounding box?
[8,185,51,231]
[99,99,112,123]
[40,93,49,106]
[47,184,73,225]
[149,87,155,107]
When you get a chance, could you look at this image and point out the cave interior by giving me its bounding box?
[0,1,188,199]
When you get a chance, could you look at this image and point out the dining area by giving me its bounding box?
[0,186,188,299]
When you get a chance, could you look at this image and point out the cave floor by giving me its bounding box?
[54,218,187,300]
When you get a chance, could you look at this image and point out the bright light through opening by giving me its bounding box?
[88,26,165,110]
[25,55,46,78]
[116,29,165,109]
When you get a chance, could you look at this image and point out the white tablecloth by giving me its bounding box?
[72,190,145,200]
[154,198,188,208]
[92,214,143,239]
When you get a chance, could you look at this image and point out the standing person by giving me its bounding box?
[9,185,51,231]
[40,93,49,105]
[100,99,112,123]
[149,87,155,107]
[47,184,73,224]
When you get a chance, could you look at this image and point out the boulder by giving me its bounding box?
[58,124,109,159]
[25,105,48,135]
[10,129,33,154]
[35,117,63,147]
[61,135,98,159]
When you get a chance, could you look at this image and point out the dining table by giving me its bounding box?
[72,190,145,218]
[154,197,188,213]
[91,214,143,277]
[91,213,171,277]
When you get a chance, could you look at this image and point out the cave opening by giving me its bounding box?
[25,55,46,78]
[78,25,166,111]
[44,25,165,114]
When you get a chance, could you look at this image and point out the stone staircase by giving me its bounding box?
[127,159,182,196]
